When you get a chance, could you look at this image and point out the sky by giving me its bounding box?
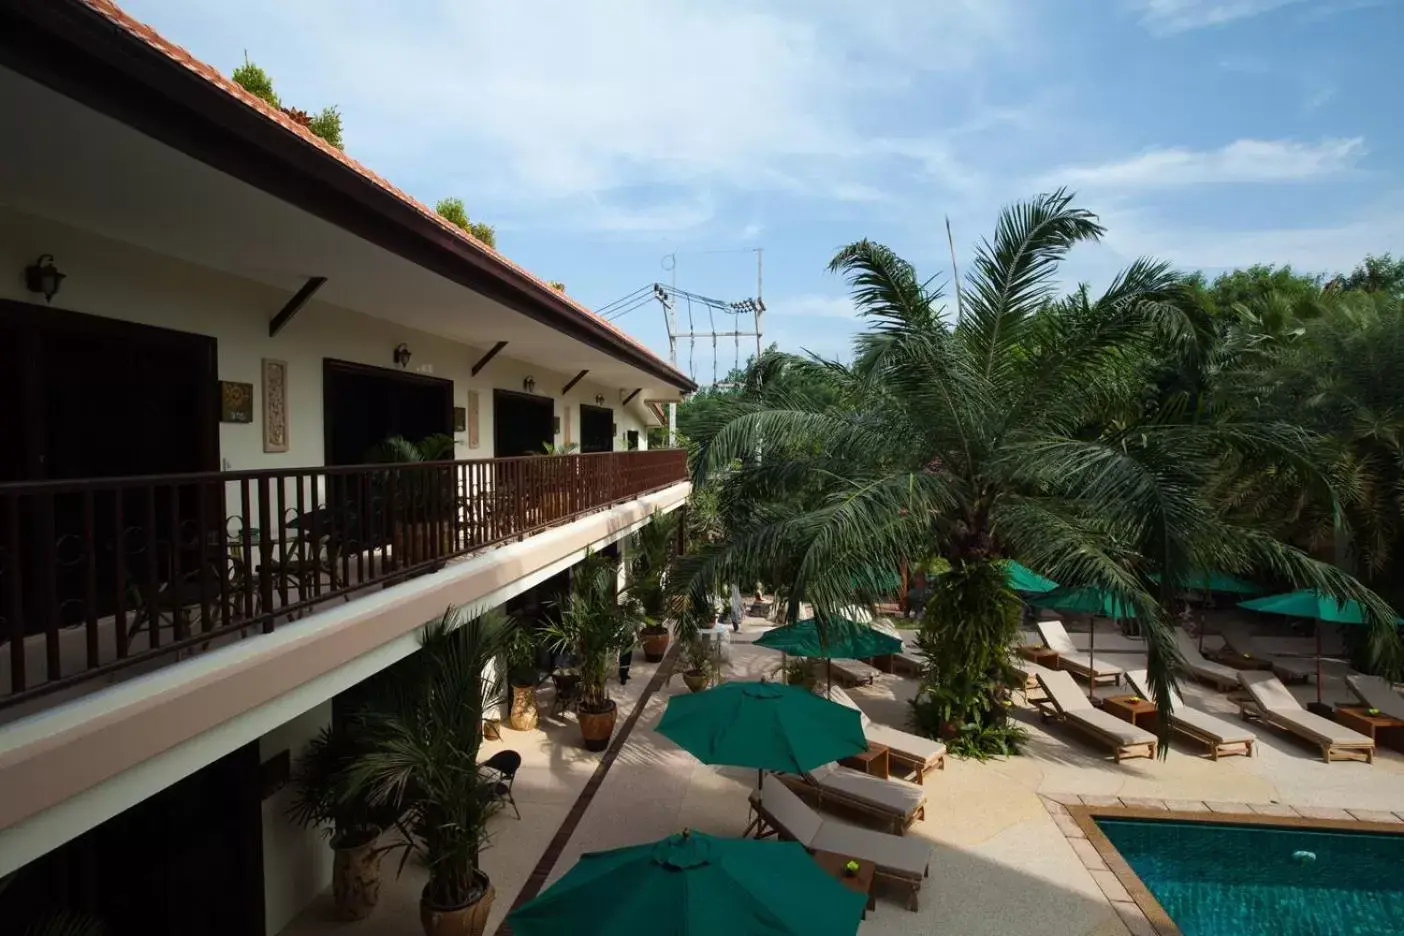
[120,0,1403,380]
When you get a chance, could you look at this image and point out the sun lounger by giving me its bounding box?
[1218,623,1317,683]
[820,685,946,783]
[780,762,926,835]
[1125,669,1254,760]
[1237,671,1374,763]
[1172,629,1242,690]
[828,657,883,686]
[1034,618,1123,686]
[1033,669,1157,762]
[746,778,931,910]
[1008,654,1057,703]
[1345,673,1404,722]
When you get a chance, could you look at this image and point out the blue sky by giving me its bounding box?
[121,0,1402,381]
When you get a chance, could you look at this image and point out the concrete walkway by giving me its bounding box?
[282,614,1404,936]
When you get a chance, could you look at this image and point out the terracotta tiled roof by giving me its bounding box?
[76,0,690,388]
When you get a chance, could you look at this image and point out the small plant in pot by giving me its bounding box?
[673,591,716,693]
[503,623,541,732]
[346,606,509,936]
[287,723,400,921]
[544,552,639,751]
[630,511,677,662]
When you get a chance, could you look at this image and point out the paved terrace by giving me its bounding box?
[282,614,1404,936]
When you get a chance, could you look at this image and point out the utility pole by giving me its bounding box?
[755,247,764,361]
[656,279,679,448]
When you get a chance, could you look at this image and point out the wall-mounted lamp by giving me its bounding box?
[523,375,537,394]
[594,393,606,406]
[24,254,65,303]
[393,343,412,368]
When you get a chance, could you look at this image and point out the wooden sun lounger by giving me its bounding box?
[822,685,946,783]
[1346,673,1404,722]
[1172,629,1241,691]
[1008,654,1057,704]
[1125,669,1254,760]
[1237,671,1374,764]
[780,763,926,835]
[828,657,883,686]
[1034,669,1157,762]
[746,778,931,910]
[1035,619,1123,686]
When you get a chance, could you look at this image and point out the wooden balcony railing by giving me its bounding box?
[0,449,688,710]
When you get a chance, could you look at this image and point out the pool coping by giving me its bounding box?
[1041,795,1404,936]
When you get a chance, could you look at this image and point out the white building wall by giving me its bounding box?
[259,701,334,936]
[0,205,654,472]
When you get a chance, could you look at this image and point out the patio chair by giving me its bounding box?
[1032,669,1158,762]
[481,749,522,819]
[1125,669,1254,760]
[1172,629,1241,691]
[820,685,946,783]
[1034,618,1123,686]
[828,657,882,687]
[746,777,930,910]
[1237,671,1374,764]
[780,762,926,835]
[1345,673,1404,722]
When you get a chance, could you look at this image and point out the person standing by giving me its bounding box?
[729,583,744,632]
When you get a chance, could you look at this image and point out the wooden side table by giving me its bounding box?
[840,742,891,780]
[1336,705,1404,752]
[1102,695,1157,729]
[812,850,877,918]
[1019,645,1060,667]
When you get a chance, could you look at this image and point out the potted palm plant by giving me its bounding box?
[367,433,458,560]
[503,623,541,731]
[346,606,509,936]
[672,591,715,693]
[545,553,639,750]
[631,511,676,662]
[287,724,398,920]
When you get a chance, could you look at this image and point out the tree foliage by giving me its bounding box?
[435,197,497,249]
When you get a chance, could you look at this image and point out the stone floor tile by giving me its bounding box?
[1089,868,1132,903]
[1118,797,1168,810]
[1070,838,1108,871]
[1294,806,1353,820]
[1248,803,1299,817]
[1347,808,1403,823]
[1204,801,1253,814]
[1112,900,1158,936]
[1054,813,1086,838]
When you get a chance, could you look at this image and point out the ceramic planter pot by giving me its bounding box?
[577,699,617,752]
[420,874,494,936]
[509,683,539,731]
[640,628,670,662]
[682,670,709,693]
[332,835,382,920]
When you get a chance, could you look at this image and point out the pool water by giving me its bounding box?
[1096,817,1404,936]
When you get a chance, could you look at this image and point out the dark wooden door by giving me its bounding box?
[579,404,614,453]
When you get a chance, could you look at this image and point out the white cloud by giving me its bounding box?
[1131,0,1305,33]
[1039,138,1365,192]
[121,0,1026,232]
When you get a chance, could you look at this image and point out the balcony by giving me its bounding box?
[0,449,688,712]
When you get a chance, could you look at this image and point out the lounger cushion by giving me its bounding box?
[1241,671,1373,747]
[1035,619,1078,656]
[865,723,947,766]
[811,820,930,878]
[1038,669,1097,712]
[1125,669,1254,745]
[1240,670,1301,710]
[1068,708,1159,746]
[1058,651,1124,678]
[1173,630,1240,687]
[752,780,822,848]
[806,763,926,816]
[818,685,873,729]
[1347,674,1404,722]
[830,659,882,683]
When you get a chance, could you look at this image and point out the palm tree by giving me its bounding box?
[676,190,1400,754]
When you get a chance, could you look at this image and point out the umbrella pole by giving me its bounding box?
[826,658,833,699]
[758,768,764,790]
[1088,617,1096,701]
[1315,617,1323,706]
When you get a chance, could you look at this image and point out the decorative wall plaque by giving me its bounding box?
[220,380,254,423]
[467,390,480,449]
[262,358,289,453]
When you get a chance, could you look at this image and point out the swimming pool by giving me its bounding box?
[1095,816,1404,936]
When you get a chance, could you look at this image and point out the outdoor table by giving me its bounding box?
[812,850,877,918]
[1335,705,1404,752]
[1102,694,1157,729]
[840,742,891,780]
[1019,645,1060,667]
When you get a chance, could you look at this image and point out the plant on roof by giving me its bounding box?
[435,197,498,249]
[232,58,279,107]
[668,189,1402,756]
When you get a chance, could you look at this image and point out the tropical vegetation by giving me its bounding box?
[671,188,1404,757]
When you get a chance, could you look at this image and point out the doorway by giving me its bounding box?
[579,404,614,454]
[492,390,554,457]
[0,301,219,633]
[0,743,265,936]
[322,359,453,466]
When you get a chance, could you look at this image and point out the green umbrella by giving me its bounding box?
[1238,589,1386,704]
[1002,560,1058,594]
[657,681,866,786]
[508,830,867,936]
[1150,570,1262,595]
[1030,586,1136,698]
[756,616,902,696]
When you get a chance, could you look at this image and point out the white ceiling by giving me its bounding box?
[0,65,685,401]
